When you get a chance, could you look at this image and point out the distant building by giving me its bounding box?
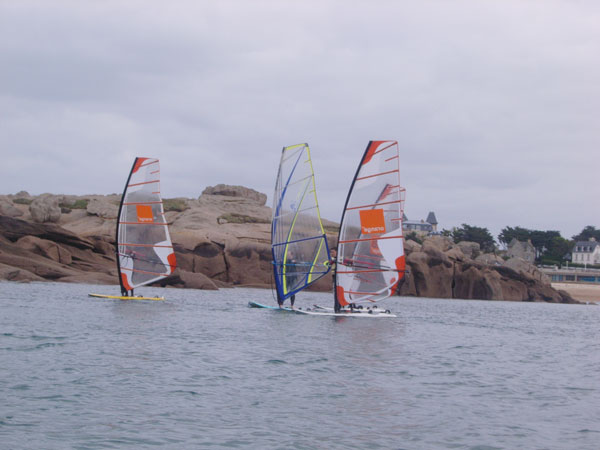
[403,211,438,234]
[425,212,438,232]
[572,238,600,265]
[507,238,535,263]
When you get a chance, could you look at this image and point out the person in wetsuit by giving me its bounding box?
[327,248,343,312]
[278,250,299,308]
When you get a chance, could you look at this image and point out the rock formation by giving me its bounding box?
[29,194,62,223]
[0,196,24,218]
[398,235,576,303]
[0,187,579,303]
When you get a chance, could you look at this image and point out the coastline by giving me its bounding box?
[0,188,582,304]
[551,283,600,304]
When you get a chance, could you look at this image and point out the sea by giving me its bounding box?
[1,281,599,450]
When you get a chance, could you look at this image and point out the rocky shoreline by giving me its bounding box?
[0,186,579,303]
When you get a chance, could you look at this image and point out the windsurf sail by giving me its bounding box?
[116,157,176,296]
[271,143,331,301]
[334,141,406,310]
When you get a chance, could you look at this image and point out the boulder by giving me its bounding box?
[159,270,218,290]
[29,194,61,223]
[90,236,115,256]
[475,254,504,266]
[0,216,94,250]
[397,269,418,297]
[454,264,503,300]
[174,240,228,281]
[498,277,530,301]
[556,290,577,304]
[225,240,272,287]
[422,235,454,252]
[14,191,31,199]
[0,249,77,280]
[406,251,453,298]
[0,198,23,218]
[15,236,73,264]
[404,239,422,254]
[86,198,118,218]
[0,262,45,282]
[445,246,466,262]
[422,245,452,267]
[503,257,550,284]
[201,184,267,205]
[457,241,481,259]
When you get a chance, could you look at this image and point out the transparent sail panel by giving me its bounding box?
[117,157,176,291]
[336,141,406,306]
[272,144,331,299]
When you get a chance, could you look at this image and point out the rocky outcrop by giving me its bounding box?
[503,257,550,284]
[225,241,273,287]
[0,262,45,282]
[0,197,24,218]
[29,194,61,223]
[86,198,118,218]
[0,215,95,250]
[457,241,480,259]
[158,270,219,290]
[15,236,73,265]
[0,187,581,303]
[399,237,577,303]
[201,184,267,205]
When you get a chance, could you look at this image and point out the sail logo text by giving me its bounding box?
[359,208,386,235]
[363,226,385,233]
[136,204,154,223]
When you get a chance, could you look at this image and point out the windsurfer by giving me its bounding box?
[279,250,298,308]
[326,247,337,273]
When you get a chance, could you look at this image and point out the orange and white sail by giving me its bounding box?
[335,141,406,308]
[116,157,176,293]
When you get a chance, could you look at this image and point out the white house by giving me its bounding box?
[571,238,600,265]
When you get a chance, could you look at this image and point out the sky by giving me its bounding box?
[0,0,598,240]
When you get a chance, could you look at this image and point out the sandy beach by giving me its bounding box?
[551,283,600,304]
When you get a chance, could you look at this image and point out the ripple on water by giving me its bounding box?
[0,283,599,449]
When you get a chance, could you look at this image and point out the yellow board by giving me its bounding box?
[88,293,165,301]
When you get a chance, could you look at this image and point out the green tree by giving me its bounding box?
[498,226,532,246]
[405,231,423,244]
[499,226,573,264]
[451,224,496,253]
[572,225,600,242]
[440,229,452,237]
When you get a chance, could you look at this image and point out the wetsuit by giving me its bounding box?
[328,257,339,312]
[276,290,295,308]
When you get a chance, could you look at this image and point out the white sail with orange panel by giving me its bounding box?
[335,141,406,310]
[116,157,176,295]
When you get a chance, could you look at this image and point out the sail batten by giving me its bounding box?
[335,141,406,309]
[116,157,176,294]
[271,144,331,300]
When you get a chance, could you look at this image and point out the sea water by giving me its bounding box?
[0,281,599,449]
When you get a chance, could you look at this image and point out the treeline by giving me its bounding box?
[434,224,600,266]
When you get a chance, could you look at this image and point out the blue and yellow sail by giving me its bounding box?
[271,143,331,300]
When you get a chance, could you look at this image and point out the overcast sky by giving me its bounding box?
[1,0,598,240]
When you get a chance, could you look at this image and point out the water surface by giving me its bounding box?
[1,282,599,449]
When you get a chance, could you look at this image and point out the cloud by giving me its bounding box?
[0,0,598,239]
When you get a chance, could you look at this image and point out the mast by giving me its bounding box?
[116,157,138,296]
[334,141,373,312]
